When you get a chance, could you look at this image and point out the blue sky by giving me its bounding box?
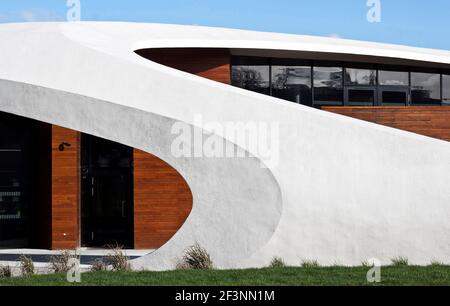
[1,0,449,50]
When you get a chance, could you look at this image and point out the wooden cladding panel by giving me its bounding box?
[51,126,80,249]
[134,149,193,249]
[323,106,450,142]
[135,48,231,84]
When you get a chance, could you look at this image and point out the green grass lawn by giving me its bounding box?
[1,266,450,286]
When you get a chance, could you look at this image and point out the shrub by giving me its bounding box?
[391,256,409,266]
[90,259,108,272]
[49,250,79,274]
[269,257,286,268]
[105,244,130,272]
[301,259,320,268]
[19,255,35,276]
[177,243,213,270]
[361,260,372,267]
[0,265,12,278]
[175,261,192,270]
[430,260,444,267]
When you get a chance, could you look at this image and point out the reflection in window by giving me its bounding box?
[379,70,409,86]
[231,57,270,95]
[90,139,133,169]
[442,75,450,105]
[313,66,343,105]
[271,66,311,105]
[345,68,376,86]
[411,72,441,105]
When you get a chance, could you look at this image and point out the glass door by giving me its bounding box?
[81,134,134,248]
[0,113,36,248]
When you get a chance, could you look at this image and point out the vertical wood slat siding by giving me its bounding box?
[323,106,450,142]
[135,48,231,84]
[134,149,193,249]
[51,126,80,249]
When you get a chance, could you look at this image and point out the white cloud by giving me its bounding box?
[21,9,65,22]
[0,9,65,23]
[0,8,65,23]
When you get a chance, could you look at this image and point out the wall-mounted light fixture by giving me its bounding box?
[59,142,71,152]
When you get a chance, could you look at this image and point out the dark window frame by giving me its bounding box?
[312,62,345,107]
[230,56,450,107]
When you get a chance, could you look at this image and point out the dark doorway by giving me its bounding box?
[0,112,51,249]
[81,134,134,248]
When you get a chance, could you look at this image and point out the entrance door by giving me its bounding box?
[379,87,410,106]
[0,112,41,248]
[81,134,134,248]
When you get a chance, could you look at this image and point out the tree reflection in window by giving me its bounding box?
[313,66,344,105]
[411,72,442,105]
[443,75,450,105]
[345,68,376,86]
[231,57,270,95]
[271,66,311,105]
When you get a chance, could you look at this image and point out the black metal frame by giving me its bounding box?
[344,87,377,106]
[231,56,450,107]
[80,134,134,249]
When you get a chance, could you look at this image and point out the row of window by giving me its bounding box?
[231,56,450,107]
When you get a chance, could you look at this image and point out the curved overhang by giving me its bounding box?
[0,22,449,268]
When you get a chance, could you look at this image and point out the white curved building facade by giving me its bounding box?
[0,22,449,270]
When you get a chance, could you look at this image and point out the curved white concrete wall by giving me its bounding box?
[0,22,449,268]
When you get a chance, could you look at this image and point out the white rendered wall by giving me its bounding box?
[0,23,449,269]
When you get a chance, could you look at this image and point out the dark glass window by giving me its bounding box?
[271,64,312,105]
[347,89,376,106]
[0,113,39,248]
[313,66,343,105]
[345,68,377,86]
[444,75,450,105]
[411,72,441,105]
[231,57,270,95]
[379,70,409,86]
[381,90,409,105]
[84,136,133,169]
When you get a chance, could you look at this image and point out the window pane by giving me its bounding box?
[444,75,450,105]
[271,66,311,105]
[313,67,343,105]
[345,68,377,86]
[231,57,270,95]
[381,91,408,105]
[379,70,409,86]
[411,72,441,105]
[347,89,375,106]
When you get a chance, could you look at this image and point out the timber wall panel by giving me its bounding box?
[135,48,231,84]
[51,126,80,249]
[134,149,193,249]
[323,106,450,142]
